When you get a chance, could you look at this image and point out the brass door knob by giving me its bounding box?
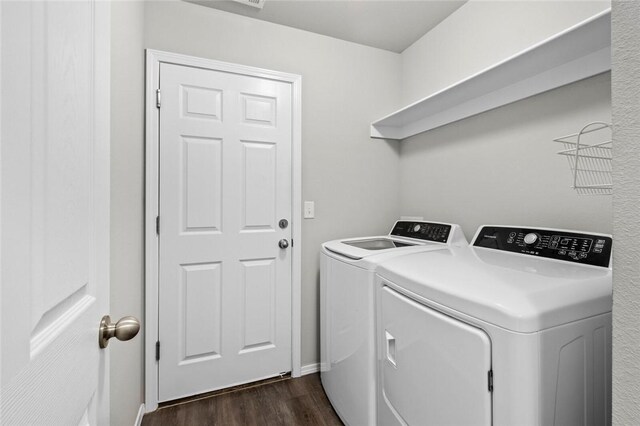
[279,239,289,249]
[99,315,140,348]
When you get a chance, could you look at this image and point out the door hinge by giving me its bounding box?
[156,216,160,235]
[156,341,161,361]
[488,370,493,392]
[156,89,161,108]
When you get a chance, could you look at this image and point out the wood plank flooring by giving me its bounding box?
[142,374,344,426]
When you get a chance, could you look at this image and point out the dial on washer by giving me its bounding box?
[524,233,539,245]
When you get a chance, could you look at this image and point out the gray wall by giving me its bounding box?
[110,1,402,421]
[397,0,612,240]
[110,2,145,425]
[110,2,621,424]
[401,0,611,105]
[143,0,402,370]
[612,1,640,423]
[399,73,612,240]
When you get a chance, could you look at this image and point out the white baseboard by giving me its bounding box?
[134,403,145,426]
[300,363,320,376]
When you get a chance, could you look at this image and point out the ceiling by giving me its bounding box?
[187,0,467,53]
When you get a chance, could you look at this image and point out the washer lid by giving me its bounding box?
[323,236,430,261]
[376,247,612,333]
[322,220,468,260]
[342,238,413,250]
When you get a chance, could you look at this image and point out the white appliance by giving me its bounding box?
[320,220,468,426]
[376,225,612,426]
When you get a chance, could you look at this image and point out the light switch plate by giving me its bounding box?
[304,201,315,219]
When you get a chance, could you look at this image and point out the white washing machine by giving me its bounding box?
[376,225,612,426]
[320,220,468,426]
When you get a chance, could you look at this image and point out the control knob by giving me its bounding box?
[523,233,539,245]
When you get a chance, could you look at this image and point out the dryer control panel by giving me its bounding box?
[473,226,612,268]
[390,221,451,243]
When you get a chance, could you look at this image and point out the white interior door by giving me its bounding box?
[0,1,110,424]
[158,62,293,401]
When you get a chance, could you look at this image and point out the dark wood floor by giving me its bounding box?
[142,374,344,426]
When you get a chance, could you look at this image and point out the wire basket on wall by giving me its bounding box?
[553,122,612,195]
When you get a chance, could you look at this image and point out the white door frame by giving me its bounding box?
[144,49,302,412]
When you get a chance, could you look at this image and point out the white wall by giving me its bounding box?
[109,2,621,423]
[397,0,612,241]
[611,1,640,423]
[399,73,612,239]
[110,1,145,425]
[143,0,402,375]
[401,0,611,105]
[110,2,401,420]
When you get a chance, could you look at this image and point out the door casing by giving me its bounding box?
[144,49,302,412]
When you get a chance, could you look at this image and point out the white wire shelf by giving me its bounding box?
[554,122,612,195]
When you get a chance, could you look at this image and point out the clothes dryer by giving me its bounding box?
[320,220,467,426]
[376,225,612,426]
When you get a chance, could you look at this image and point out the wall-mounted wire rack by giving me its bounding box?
[553,121,612,195]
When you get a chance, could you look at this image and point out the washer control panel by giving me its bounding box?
[473,226,612,268]
[390,221,451,243]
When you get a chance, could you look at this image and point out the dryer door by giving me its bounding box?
[380,286,492,426]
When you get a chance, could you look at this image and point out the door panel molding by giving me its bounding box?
[144,49,302,412]
[1,1,110,423]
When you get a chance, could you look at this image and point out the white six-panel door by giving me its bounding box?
[1,1,110,424]
[158,63,293,401]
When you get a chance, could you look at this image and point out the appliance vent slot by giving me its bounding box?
[231,0,265,9]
